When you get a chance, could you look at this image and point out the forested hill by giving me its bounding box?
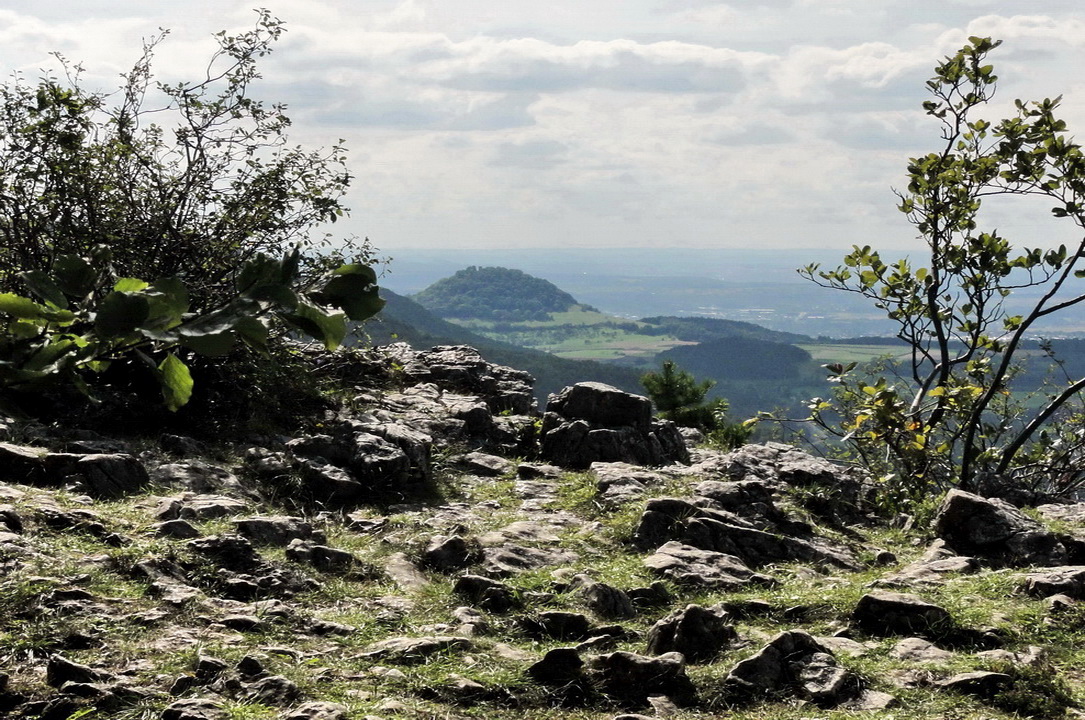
[638,315,811,344]
[412,266,584,321]
[362,289,646,401]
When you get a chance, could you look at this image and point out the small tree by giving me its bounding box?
[802,37,1085,500]
[641,360,752,448]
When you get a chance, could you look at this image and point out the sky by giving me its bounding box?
[1,1,1084,257]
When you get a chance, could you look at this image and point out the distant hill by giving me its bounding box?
[638,315,811,344]
[413,266,583,321]
[361,289,646,402]
[658,337,813,381]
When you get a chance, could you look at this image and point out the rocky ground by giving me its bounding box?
[2,344,1085,720]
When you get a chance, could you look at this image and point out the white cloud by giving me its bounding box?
[0,1,1081,254]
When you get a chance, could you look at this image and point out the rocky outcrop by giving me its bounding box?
[0,443,149,499]
[4,342,1085,720]
[540,383,689,469]
[722,630,877,708]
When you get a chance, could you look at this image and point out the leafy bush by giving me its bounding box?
[0,10,370,310]
[0,246,381,410]
[0,13,384,414]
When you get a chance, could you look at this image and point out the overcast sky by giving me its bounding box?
[1,1,1083,256]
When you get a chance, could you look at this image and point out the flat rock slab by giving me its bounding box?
[938,671,1012,698]
[1037,503,1085,525]
[361,636,473,664]
[482,545,579,576]
[1021,566,1085,599]
[480,520,561,545]
[877,556,980,587]
[384,553,430,591]
[162,698,227,720]
[643,541,776,589]
[890,637,954,663]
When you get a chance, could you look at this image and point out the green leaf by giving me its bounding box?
[237,254,282,295]
[158,353,193,411]
[94,292,150,338]
[0,293,46,320]
[53,254,98,298]
[21,271,68,309]
[114,277,150,293]
[282,299,346,350]
[233,316,269,351]
[311,264,385,321]
[179,330,236,357]
[143,277,190,330]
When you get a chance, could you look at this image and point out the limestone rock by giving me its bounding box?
[540,383,689,469]
[889,637,954,663]
[724,630,861,708]
[528,647,584,683]
[938,671,1012,698]
[643,541,776,589]
[851,591,953,637]
[519,611,593,641]
[234,516,317,547]
[645,604,736,662]
[422,535,483,572]
[1021,566,1085,599]
[285,540,356,573]
[586,650,697,708]
[935,489,1067,567]
[283,702,349,720]
[161,698,227,720]
[362,636,473,664]
[578,579,635,620]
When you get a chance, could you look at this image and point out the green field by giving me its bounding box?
[798,343,910,364]
[449,309,687,360]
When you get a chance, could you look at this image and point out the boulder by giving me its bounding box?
[528,647,584,683]
[50,453,150,499]
[938,671,1012,698]
[234,516,317,547]
[362,636,473,664]
[540,383,689,469]
[371,343,535,417]
[520,611,593,641]
[453,575,521,612]
[422,535,483,572]
[633,496,857,569]
[934,489,1067,567]
[282,702,349,720]
[161,698,227,720]
[724,630,861,708]
[1021,566,1085,599]
[586,650,697,708]
[546,382,653,432]
[579,579,636,620]
[851,591,953,637]
[0,442,47,485]
[645,604,736,662]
